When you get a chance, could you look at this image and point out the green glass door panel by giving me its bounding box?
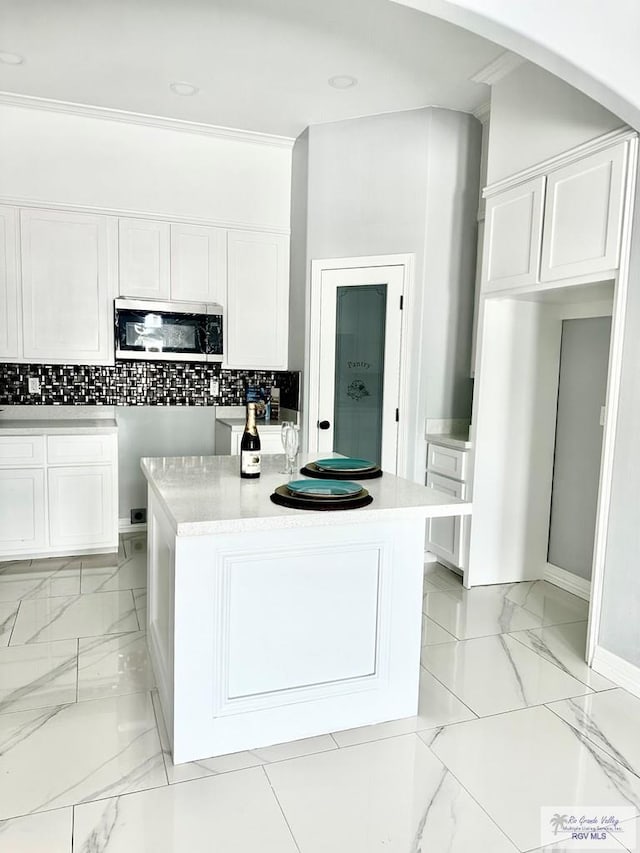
[333,284,387,465]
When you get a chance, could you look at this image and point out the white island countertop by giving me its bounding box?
[141,452,472,536]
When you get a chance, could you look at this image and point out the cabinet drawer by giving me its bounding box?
[230,429,283,455]
[426,444,469,482]
[425,471,467,500]
[0,435,45,467]
[47,434,116,465]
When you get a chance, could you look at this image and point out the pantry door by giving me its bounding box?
[311,264,405,473]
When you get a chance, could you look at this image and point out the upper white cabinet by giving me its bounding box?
[0,206,20,359]
[483,176,545,292]
[170,223,226,304]
[119,218,228,305]
[20,208,115,364]
[226,230,289,370]
[481,137,631,294]
[119,217,170,300]
[540,143,627,281]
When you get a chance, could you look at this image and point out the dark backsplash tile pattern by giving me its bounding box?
[0,362,300,410]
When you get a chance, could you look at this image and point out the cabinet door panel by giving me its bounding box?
[541,143,627,281]
[0,468,46,551]
[426,473,465,568]
[119,218,170,299]
[21,209,114,364]
[170,224,226,304]
[0,207,19,359]
[48,465,116,548]
[483,177,545,292]
[226,231,289,369]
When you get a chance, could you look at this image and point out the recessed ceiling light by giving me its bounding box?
[169,82,199,96]
[328,75,358,90]
[0,51,25,65]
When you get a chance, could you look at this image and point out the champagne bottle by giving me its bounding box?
[240,402,261,479]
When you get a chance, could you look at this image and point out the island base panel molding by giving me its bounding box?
[146,492,423,764]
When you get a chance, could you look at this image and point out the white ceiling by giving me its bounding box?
[0,0,503,138]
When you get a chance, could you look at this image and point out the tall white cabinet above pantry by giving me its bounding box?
[21,208,116,364]
[226,230,289,370]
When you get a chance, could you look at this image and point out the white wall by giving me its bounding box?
[290,107,480,482]
[394,0,640,132]
[0,105,292,229]
[487,63,622,183]
[599,168,640,668]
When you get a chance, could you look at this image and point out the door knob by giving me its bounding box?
[317,420,330,430]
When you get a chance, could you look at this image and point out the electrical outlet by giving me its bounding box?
[28,377,40,394]
[130,508,147,525]
[210,378,219,396]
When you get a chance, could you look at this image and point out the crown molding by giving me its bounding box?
[472,101,490,123]
[471,51,525,87]
[0,91,295,149]
[484,126,635,197]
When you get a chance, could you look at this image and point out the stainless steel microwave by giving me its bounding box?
[114,299,223,362]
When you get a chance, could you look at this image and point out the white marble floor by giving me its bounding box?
[0,543,638,852]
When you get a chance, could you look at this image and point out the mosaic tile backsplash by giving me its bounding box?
[0,362,300,409]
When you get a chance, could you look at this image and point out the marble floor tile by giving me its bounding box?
[0,602,18,647]
[150,690,337,785]
[123,533,146,559]
[424,705,640,852]
[78,631,154,702]
[423,584,547,639]
[547,690,640,778]
[133,589,147,628]
[10,591,139,645]
[0,807,72,853]
[422,634,591,716]
[79,552,119,570]
[73,767,299,853]
[421,613,458,648]
[509,621,616,692]
[0,639,77,715]
[0,692,166,820]
[331,666,475,747]
[0,561,80,602]
[266,733,517,852]
[80,550,146,594]
[423,561,463,593]
[507,581,590,626]
[617,816,639,851]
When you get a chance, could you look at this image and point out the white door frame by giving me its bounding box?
[308,254,415,479]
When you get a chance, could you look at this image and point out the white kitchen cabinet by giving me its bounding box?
[540,142,627,282]
[0,206,20,359]
[20,208,115,364]
[226,230,289,370]
[119,217,170,300]
[482,176,545,292]
[170,223,226,304]
[0,468,46,553]
[48,464,116,549]
[215,419,285,455]
[0,428,118,560]
[425,440,471,571]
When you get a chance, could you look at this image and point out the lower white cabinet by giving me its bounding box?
[0,468,46,553]
[215,420,285,455]
[0,430,118,560]
[425,440,471,571]
[48,465,116,549]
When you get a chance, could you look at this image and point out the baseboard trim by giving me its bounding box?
[544,562,591,601]
[592,645,640,699]
[118,519,148,534]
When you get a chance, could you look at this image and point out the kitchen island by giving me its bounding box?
[141,453,471,764]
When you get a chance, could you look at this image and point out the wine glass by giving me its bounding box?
[280,421,293,473]
[283,424,299,476]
